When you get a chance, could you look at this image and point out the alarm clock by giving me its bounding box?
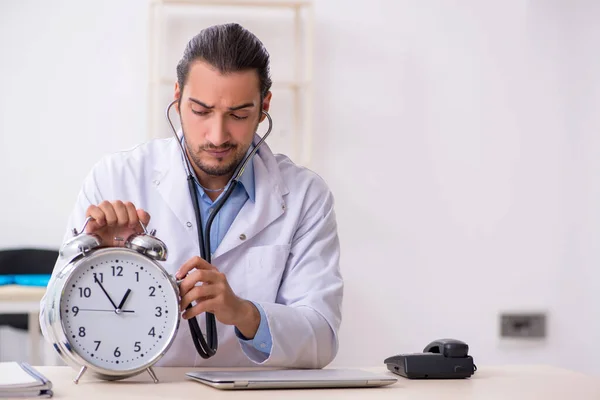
[42,217,181,384]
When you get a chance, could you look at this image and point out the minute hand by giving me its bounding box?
[94,277,118,310]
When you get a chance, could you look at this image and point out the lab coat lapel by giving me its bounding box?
[153,139,198,237]
[212,148,287,260]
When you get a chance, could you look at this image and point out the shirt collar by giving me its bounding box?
[237,146,256,202]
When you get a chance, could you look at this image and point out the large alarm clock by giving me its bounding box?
[42,217,180,384]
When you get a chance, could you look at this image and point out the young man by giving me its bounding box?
[40,23,343,368]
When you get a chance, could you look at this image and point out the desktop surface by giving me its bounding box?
[33,364,600,400]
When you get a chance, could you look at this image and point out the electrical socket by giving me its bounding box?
[500,312,547,339]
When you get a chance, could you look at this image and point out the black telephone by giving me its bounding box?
[384,338,477,379]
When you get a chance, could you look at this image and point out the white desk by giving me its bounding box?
[0,285,46,365]
[33,365,600,399]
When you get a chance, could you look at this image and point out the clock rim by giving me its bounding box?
[45,247,181,379]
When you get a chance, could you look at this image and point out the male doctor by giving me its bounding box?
[40,23,343,368]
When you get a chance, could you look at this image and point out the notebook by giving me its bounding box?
[186,368,398,390]
[0,362,53,398]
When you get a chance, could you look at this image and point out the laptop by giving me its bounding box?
[185,368,398,390]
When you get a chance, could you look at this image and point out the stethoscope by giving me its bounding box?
[165,99,273,359]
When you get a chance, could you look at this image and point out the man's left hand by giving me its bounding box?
[176,256,260,339]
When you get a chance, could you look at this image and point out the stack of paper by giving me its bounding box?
[0,362,53,398]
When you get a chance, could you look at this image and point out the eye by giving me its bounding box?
[191,109,209,116]
[231,114,248,121]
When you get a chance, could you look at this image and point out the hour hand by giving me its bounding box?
[94,276,118,310]
[117,289,131,311]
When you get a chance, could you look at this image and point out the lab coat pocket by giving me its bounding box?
[244,244,291,303]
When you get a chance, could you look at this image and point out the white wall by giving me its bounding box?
[311,0,600,374]
[1,0,599,375]
[552,0,600,375]
[0,0,149,248]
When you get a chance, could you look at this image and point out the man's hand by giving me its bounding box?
[176,256,260,339]
[85,201,151,247]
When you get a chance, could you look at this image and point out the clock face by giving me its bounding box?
[59,249,179,371]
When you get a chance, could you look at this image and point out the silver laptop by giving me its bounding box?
[185,368,397,390]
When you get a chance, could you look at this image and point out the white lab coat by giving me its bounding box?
[40,135,343,368]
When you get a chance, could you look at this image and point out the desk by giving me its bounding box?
[33,365,600,399]
[0,285,46,365]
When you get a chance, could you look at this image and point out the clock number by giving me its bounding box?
[149,286,156,297]
[148,327,156,337]
[78,287,91,298]
[93,272,103,283]
[155,307,162,317]
[78,327,86,337]
[112,266,123,277]
[71,306,79,316]
[114,347,121,357]
[94,341,101,351]
[135,272,139,282]
[134,342,141,352]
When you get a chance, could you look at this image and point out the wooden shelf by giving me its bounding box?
[155,77,309,90]
[154,0,311,8]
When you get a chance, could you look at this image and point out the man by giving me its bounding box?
[40,23,343,368]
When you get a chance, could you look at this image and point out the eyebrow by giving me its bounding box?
[189,98,255,111]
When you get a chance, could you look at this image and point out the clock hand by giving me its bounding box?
[77,308,135,313]
[117,289,131,311]
[93,276,119,310]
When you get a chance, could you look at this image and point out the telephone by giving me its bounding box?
[384,338,477,379]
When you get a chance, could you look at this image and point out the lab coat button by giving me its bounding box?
[154,180,160,186]
[186,222,192,228]
[239,234,246,241]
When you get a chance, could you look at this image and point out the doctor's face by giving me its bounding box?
[175,60,271,178]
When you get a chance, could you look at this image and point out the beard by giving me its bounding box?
[182,131,251,177]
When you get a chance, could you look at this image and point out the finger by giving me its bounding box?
[112,200,129,227]
[85,205,106,232]
[123,202,139,229]
[180,285,219,311]
[137,209,151,226]
[179,270,222,296]
[183,298,218,320]
[99,201,118,226]
[176,256,216,280]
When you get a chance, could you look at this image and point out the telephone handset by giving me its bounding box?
[384,338,477,379]
[423,338,470,357]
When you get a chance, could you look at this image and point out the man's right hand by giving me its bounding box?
[85,201,151,247]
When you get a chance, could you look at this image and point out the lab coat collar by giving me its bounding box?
[152,137,199,248]
[212,135,288,259]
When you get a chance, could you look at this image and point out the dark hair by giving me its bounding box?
[176,23,272,100]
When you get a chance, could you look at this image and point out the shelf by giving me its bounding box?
[155,77,310,90]
[154,0,311,8]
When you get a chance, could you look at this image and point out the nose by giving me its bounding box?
[205,115,229,147]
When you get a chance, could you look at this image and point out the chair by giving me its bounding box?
[0,248,58,330]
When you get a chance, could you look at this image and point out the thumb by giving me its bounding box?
[137,209,151,226]
[85,220,102,234]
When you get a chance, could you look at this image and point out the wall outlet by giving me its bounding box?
[500,312,547,338]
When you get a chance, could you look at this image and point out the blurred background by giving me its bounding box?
[0,0,599,375]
